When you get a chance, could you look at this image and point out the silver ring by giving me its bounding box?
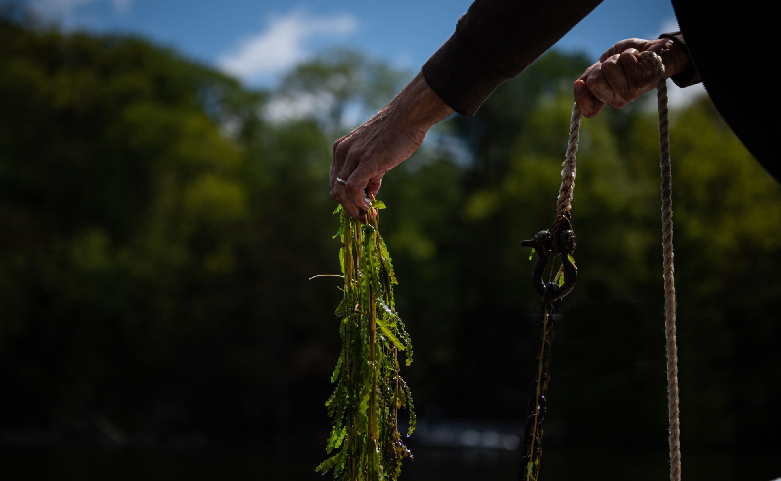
[336,177,347,185]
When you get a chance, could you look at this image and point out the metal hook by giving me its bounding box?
[521,228,577,303]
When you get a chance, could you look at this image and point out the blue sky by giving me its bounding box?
[25,0,703,105]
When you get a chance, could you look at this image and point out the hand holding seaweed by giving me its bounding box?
[317,201,415,480]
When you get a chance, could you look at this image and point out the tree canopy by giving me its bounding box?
[1,12,779,454]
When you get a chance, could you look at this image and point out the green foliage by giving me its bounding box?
[0,10,779,454]
[451,50,594,184]
[0,14,305,437]
[273,48,407,136]
[317,204,415,480]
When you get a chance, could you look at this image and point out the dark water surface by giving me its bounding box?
[1,445,778,480]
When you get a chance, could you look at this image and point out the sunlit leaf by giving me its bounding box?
[319,202,414,480]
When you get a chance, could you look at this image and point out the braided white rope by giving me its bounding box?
[559,51,681,481]
[557,104,581,218]
[640,50,681,481]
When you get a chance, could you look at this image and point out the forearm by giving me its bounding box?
[384,73,454,133]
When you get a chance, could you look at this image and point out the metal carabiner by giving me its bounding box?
[521,227,577,303]
[521,231,552,297]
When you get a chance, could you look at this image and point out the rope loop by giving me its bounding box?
[557,50,681,481]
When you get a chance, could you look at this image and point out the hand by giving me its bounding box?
[330,73,453,221]
[574,38,691,118]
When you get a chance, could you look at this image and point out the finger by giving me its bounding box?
[618,49,655,100]
[342,159,376,213]
[647,38,675,63]
[583,60,617,109]
[365,172,384,199]
[600,42,625,62]
[599,38,653,62]
[598,54,630,109]
[574,79,604,118]
[330,136,349,190]
[330,181,365,222]
[600,40,632,62]
[336,148,362,185]
[337,152,368,204]
[578,62,597,82]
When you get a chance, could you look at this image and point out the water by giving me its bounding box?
[1,445,778,480]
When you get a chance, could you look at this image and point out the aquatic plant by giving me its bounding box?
[316,202,415,480]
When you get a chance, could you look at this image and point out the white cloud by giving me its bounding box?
[262,91,336,123]
[216,9,358,84]
[666,81,707,109]
[651,17,681,39]
[641,80,706,114]
[30,0,131,18]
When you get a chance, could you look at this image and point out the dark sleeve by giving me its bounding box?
[422,0,603,116]
[658,31,701,87]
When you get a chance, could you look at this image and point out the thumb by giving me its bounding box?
[642,38,678,75]
[574,79,604,118]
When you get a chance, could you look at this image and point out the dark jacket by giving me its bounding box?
[422,0,778,182]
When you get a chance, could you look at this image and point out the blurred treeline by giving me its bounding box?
[1,9,779,453]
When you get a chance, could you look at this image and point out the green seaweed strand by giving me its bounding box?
[317,202,415,480]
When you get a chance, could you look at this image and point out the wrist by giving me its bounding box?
[653,36,692,79]
[387,73,454,131]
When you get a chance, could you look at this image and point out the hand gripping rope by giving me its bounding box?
[518,51,681,481]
